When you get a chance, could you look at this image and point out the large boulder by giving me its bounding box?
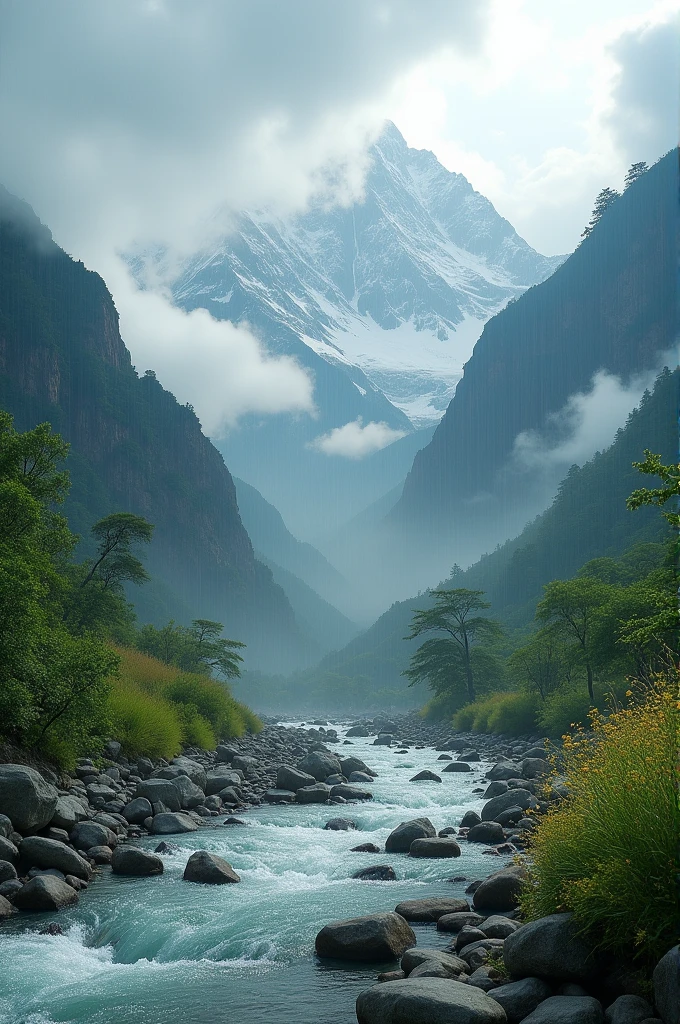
[183,850,240,884]
[481,789,534,822]
[13,874,79,910]
[385,817,436,853]
[520,758,551,779]
[297,751,342,781]
[122,797,154,825]
[520,995,603,1023]
[346,725,369,737]
[0,893,16,918]
[296,783,331,804]
[437,912,485,933]
[0,860,17,884]
[489,978,552,1023]
[150,812,199,835]
[410,770,442,783]
[134,779,182,812]
[395,898,470,922]
[50,795,88,831]
[0,765,58,832]
[409,838,461,858]
[356,978,507,1024]
[468,822,505,845]
[324,818,356,831]
[473,865,528,912]
[315,912,415,962]
[19,836,91,881]
[340,757,376,777]
[276,766,315,791]
[111,846,163,876]
[170,757,207,790]
[0,836,18,862]
[70,821,116,851]
[443,762,473,773]
[352,865,397,882]
[0,814,13,838]
[503,913,599,982]
[330,784,372,802]
[168,774,205,809]
[402,948,468,977]
[480,916,520,940]
[486,762,522,782]
[205,769,243,796]
[604,995,656,1024]
[653,946,680,1024]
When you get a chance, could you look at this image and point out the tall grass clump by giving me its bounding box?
[108,684,183,759]
[454,691,538,736]
[522,679,680,966]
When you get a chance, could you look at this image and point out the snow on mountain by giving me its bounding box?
[167,122,564,426]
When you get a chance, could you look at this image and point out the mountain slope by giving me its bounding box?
[393,149,678,548]
[319,366,678,695]
[0,185,307,673]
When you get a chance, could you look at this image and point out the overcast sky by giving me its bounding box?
[0,0,677,433]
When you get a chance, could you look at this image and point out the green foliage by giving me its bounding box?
[626,450,679,529]
[454,691,539,736]
[535,682,619,738]
[108,683,184,760]
[136,619,245,679]
[80,512,153,590]
[522,682,679,966]
[404,589,504,702]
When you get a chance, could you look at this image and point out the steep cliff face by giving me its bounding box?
[0,186,304,672]
[392,149,678,543]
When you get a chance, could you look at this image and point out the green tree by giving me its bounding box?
[80,512,154,589]
[137,618,245,679]
[581,186,620,239]
[404,589,503,702]
[624,160,648,188]
[508,625,574,701]
[536,577,612,703]
[626,450,680,529]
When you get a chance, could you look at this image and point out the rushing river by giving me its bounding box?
[0,725,510,1024]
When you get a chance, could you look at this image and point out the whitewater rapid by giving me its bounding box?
[0,725,509,1024]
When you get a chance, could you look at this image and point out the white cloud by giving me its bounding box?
[308,418,407,459]
[107,261,315,437]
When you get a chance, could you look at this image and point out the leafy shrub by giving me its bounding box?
[108,683,183,759]
[175,703,217,749]
[453,703,477,731]
[233,701,262,735]
[486,691,539,735]
[536,681,627,738]
[522,680,680,966]
[421,692,466,722]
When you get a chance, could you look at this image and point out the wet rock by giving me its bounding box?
[150,812,200,834]
[409,837,462,858]
[437,912,485,932]
[122,798,154,824]
[223,817,247,826]
[0,893,16,917]
[438,754,453,760]
[183,850,240,884]
[14,874,79,911]
[153,841,176,853]
[480,916,520,939]
[315,911,415,962]
[410,770,442,782]
[0,765,58,832]
[329,784,372,802]
[346,725,369,737]
[473,865,528,912]
[604,995,656,1024]
[351,843,381,853]
[394,897,470,922]
[339,757,376,778]
[20,836,91,881]
[460,811,482,828]
[488,977,553,1023]
[373,734,393,746]
[481,789,534,822]
[296,783,331,804]
[377,970,405,983]
[297,751,342,781]
[443,762,473,773]
[652,945,680,1024]
[385,817,436,853]
[520,995,603,1022]
[263,789,296,803]
[402,948,468,977]
[111,846,163,876]
[503,913,599,982]
[0,836,18,863]
[324,818,356,831]
[352,865,397,881]
[276,766,315,791]
[50,795,88,831]
[468,822,505,844]
[70,822,116,851]
[356,978,507,1024]
[87,845,113,865]
[134,779,182,812]
[348,772,373,784]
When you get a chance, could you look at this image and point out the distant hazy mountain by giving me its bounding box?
[133,123,562,540]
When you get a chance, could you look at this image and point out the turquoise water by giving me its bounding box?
[0,727,509,1024]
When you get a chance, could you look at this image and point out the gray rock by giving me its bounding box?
[460,811,482,828]
[0,836,19,862]
[521,758,551,779]
[495,806,523,827]
[166,774,204,809]
[0,765,58,832]
[111,846,163,876]
[352,865,397,881]
[183,850,240,884]
[0,815,13,838]
[19,836,91,881]
[521,995,603,1023]
[409,837,461,858]
[276,766,315,791]
[437,912,485,932]
[349,772,374,783]
[487,762,522,782]
[263,789,296,803]
[346,725,369,737]
[473,865,528,912]
[604,995,656,1024]
[297,751,342,781]
[385,817,436,853]
[50,795,88,831]
[351,842,381,853]
[170,757,207,790]
[205,769,243,795]
[481,789,534,822]
[316,911,415,962]
[215,744,238,763]
[135,779,182,812]
[484,782,509,799]
[356,978,507,1024]
[374,734,393,745]
[456,926,488,951]
[468,822,505,844]
[329,784,373,801]
[86,783,117,802]
[459,938,505,970]
[122,797,154,824]
[13,874,79,911]
[0,882,20,903]
[296,783,332,804]
[150,812,200,835]
[0,860,17,883]
[402,948,468,976]
[395,897,470,922]
[339,756,376,778]
[410,770,442,782]
[218,787,241,805]
[503,913,598,982]
[70,822,116,851]
[443,762,473,773]
[468,966,504,992]
[653,945,680,1024]
[324,818,356,830]
[489,977,553,1023]
[480,916,520,939]
[409,960,457,979]
[88,845,113,864]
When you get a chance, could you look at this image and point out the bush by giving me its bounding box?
[421,692,466,722]
[486,691,539,735]
[453,702,478,731]
[536,681,628,738]
[108,683,183,759]
[522,680,680,966]
[234,702,263,735]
